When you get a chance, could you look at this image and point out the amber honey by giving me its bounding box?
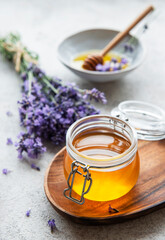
[64,115,140,202]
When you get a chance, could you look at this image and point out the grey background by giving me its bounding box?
[0,0,165,239]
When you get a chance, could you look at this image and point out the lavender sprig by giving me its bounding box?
[2,168,11,175]
[31,163,40,171]
[0,33,107,161]
[6,138,13,145]
[83,88,107,104]
[15,133,46,159]
[48,219,56,233]
[109,204,119,214]
[26,209,31,217]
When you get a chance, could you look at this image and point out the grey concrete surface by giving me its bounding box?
[0,0,165,239]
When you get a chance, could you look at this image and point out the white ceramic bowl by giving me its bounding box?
[57,28,145,83]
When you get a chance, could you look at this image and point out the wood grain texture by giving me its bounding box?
[44,140,165,225]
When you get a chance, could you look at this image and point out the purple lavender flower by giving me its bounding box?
[67,108,75,118]
[83,88,107,104]
[16,79,103,156]
[109,204,119,213]
[21,72,28,81]
[17,78,101,150]
[31,163,40,171]
[95,58,128,72]
[121,58,128,64]
[96,62,110,72]
[96,64,104,71]
[2,168,11,175]
[103,62,110,71]
[16,133,46,159]
[48,219,56,233]
[123,43,134,52]
[111,57,117,63]
[6,111,12,116]
[22,80,29,93]
[26,209,31,217]
[6,138,13,145]
[112,66,118,71]
[27,63,33,71]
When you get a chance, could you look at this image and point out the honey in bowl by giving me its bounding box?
[64,116,140,202]
[71,50,130,72]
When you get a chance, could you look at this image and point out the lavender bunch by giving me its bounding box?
[0,33,107,160]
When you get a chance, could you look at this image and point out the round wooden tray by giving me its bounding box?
[44,140,165,225]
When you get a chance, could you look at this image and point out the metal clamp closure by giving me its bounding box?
[63,161,92,205]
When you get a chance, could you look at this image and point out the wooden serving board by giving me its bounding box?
[44,140,165,225]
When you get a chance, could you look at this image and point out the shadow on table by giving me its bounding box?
[61,207,165,240]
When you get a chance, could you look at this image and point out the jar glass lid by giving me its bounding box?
[111,100,165,141]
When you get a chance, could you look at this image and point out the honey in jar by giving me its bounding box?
[64,115,140,203]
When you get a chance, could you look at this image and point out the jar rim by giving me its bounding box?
[111,100,165,141]
[66,115,138,168]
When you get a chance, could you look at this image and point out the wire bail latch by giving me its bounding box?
[63,161,92,205]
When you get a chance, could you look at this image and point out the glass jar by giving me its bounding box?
[111,100,165,140]
[63,115,140,204]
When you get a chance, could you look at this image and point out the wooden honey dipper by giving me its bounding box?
[82,5,154,71]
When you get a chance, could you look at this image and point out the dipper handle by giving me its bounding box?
[101,5,154,56]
